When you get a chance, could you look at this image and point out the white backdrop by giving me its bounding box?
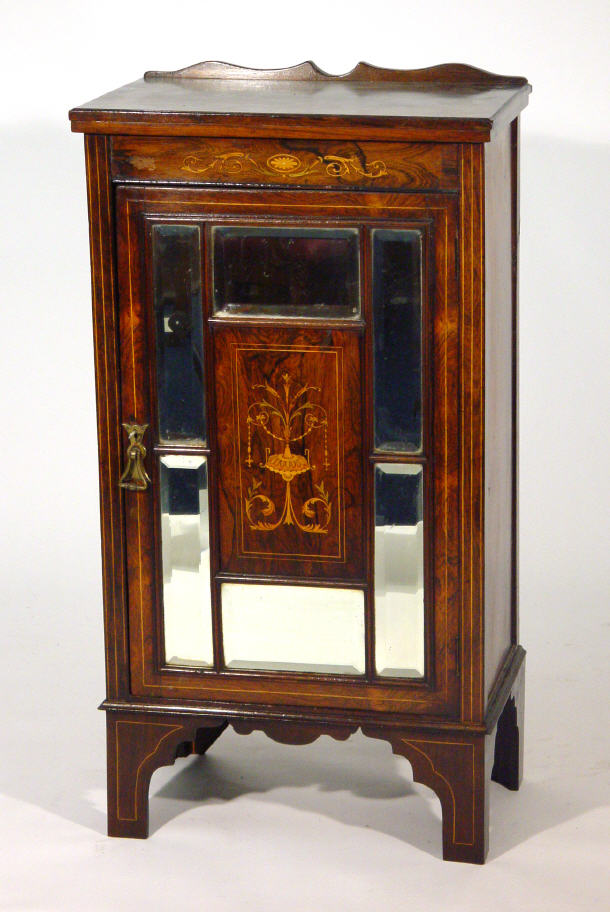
[1,2,608,909]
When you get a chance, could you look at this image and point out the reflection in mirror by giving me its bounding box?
[372,229,422,452]
[160,455,213,667]
[374,463,424,678]
[221,583,365,674]
[152,224,206,444]
[213,226,360,318]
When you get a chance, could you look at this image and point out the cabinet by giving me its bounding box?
[69,61,530,863]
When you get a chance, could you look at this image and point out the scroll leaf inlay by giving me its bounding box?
[181,150,388,181]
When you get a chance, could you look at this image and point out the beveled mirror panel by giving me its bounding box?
[212,226,360,318]
[372,229,422,453]
[374,463,424,678]
[152,224,206,444]
[160,454,213,667]
[221,583,366,674]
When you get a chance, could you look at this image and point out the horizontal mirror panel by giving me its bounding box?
[221,583,365,674]
[372,229,423,453]
[374,463,424,678]
[152,224,206,444]
[160,455,213,668]
[213,226,360,318]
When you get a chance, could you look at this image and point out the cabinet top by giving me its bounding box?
[69,61,530,142]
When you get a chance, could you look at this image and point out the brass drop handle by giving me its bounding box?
[119,423,151,491]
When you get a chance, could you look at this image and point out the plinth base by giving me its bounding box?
[105,652,524,863]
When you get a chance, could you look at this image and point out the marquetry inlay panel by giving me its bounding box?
[214,326,364,580]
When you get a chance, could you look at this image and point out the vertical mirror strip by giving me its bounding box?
[160,455,213,667]
[152,224,206,444]
[374,464,424,678]
[372,229,423,452]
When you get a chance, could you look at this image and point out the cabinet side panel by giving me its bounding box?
[84,135,129,699]
[459,145,485,725]
[483,125,515,698]
[510,118,520,648]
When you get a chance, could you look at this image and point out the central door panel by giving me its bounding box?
[214,325,364,580]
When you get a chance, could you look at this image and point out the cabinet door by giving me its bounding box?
[115,184,460,717]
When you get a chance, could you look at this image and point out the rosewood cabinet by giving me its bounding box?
[69,61,530,863]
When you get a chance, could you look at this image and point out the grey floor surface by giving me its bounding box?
[0,580,607,912]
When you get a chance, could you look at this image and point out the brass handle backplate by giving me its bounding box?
[119,423,151,491]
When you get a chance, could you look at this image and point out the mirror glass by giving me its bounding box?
[221,583,365,674]
[372,229,422,452]
[152,224,206,444]
[374,463,424,678]
[213,226,360,318]
[160,454,213,667]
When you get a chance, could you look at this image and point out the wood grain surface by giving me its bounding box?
[111,136,459,191]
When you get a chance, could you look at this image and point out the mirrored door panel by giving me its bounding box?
[160,455,213,668]
[370,229,427,679]
[374,464,424,678]
[221,583,365,675]
[372,229,423,453]
[213,226,360,319]
[151,222,213,669]
[151,224,206,445]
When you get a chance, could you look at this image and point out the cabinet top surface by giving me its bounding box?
[69,61,531,141]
